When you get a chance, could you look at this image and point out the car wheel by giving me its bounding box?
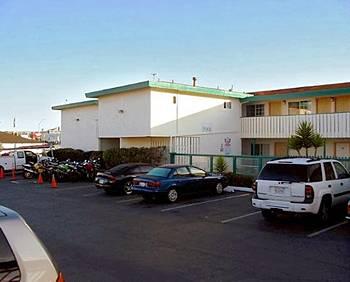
[123,181,133,195]
[317,199,331,224]
[167,188,178,203]
[24,171,33,179]
[214,182,224,195]
[261,209,276,221]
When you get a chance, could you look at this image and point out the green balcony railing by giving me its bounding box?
[169,153,350,177]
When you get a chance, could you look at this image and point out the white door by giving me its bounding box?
[335,143,350,157]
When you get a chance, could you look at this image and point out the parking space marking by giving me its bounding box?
[116,197,142,203]
[161,193,250,212]
[221,211,261,224]
[307,221,348,238]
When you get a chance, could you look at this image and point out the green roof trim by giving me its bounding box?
[85,80,251,99]
[52,100,98,110]
[240,87,350,103]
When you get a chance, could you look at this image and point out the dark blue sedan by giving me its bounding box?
[132,164,227,202]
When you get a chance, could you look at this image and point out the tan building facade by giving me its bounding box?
[240,82,350,158]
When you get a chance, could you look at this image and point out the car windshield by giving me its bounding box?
[147,167,172,178]
[258,163,310,182]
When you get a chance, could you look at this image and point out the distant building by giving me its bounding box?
[0,131,46,151]
[40,127,61,145]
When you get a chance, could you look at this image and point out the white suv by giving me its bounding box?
[252,158,350,222]
[0,205,64,282]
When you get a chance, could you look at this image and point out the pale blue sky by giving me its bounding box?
[0,0,349,131]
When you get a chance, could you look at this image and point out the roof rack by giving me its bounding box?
[269,156,322,163]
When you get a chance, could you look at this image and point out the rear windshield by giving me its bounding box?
[258,163,322,182]
[147,167,172,178]
[107,164,132,175]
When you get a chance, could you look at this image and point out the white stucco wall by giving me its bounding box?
[98,89,151,137]
[61,105,99,151]
[151,90,242,154]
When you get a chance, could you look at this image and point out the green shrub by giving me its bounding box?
[214,156,228,174]
[53,148,85,162]
[223,172,254,188]
[103,147,167,169]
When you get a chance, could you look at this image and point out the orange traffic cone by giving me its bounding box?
[51,174,57,189]
[11,168,16,181]
[0,167,4,179]
[37,173,44,184]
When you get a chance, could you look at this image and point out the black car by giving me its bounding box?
[95,163,154,195]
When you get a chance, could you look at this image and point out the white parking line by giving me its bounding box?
[116,197,142,203]
[307,221,348,238]
[161,193,250,212]
[221,211,261,224]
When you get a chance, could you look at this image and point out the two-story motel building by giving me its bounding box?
[53,81,350,158]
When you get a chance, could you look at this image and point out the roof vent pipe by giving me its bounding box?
[192,77,197,87]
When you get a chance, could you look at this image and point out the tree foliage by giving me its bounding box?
[288,121,325,157]
[214,156,228,174]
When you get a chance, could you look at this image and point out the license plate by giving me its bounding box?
[99,179,107,184]
[270,186,286,194]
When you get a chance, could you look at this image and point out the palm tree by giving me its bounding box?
[288,121,325,157]
[288,135,303,156]
[311,133,325,157]
[295,121,314,157]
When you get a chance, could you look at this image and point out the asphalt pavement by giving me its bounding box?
[0,178,349,282]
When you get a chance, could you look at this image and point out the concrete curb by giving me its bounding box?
[224,186,254,193]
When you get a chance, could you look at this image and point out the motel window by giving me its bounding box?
[250,144,269,156]
[224,102,232,109]
[246,104,265,117]
[288,100,312,115]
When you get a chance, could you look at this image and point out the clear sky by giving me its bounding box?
[0,0,349,131]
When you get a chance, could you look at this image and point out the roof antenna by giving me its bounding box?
[151,73,158,81]
[229,85,234,92]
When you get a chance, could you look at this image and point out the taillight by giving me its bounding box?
[252,181,257,194]
[57,272,65,282]
[304,185,314,203]
[147,181,161,188]
[347,201,350,216]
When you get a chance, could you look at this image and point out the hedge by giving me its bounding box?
[224,172,255,188]
[103,147,167,169]
[53,148,102,162]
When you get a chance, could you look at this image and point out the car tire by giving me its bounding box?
[214,182,224,195]
[123,181,133,196]
[167,188,178,203]
[261,209,276,221]
[317,199,331,224]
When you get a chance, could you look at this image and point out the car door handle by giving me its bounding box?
[328,184,332,188]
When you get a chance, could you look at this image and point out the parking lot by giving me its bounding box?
[1,177,349,282]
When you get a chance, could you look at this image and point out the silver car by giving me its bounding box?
[0,205,64,282]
